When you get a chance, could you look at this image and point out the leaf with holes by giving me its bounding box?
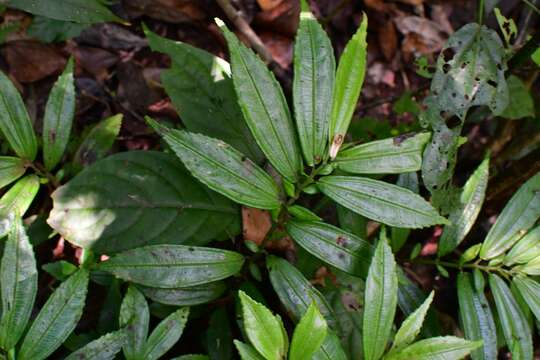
[48,151,240,253]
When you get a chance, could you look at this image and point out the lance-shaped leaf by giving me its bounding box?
[0,174,39,235]
[289,302,328,360]
[120,286,149,360]
[0,217,37,350]
[335,133,430,174]
[98,245,244,288]
[293,0,335,165]
[480,172,540,259]
[218,20,302,182]
[391,291,434,353]
[234,340,266,360]
[207,308,233,360]
[363,236,397,360]
[145,26,263,162]
[239,290,287,360]
[318,176,446,228]
[384,336,482,360]
[143,307,189,360]
[286,219,372,277]
[0,157,26,189]
[0,71,37,160]
[65,330,126,360]
[48,151,240,253]
[504,226,540,266]
[7,0,122,23]
[73,114,122,168]
[438,158,489,256]
[513,277,540,321]
[457,273,497,360]
[18,269,89,360]
[139,281,226,306]
[329,15,367,158]
[518,255,540,275]
[488,274,533,360]
[149,120,280,210]
[43,57,76,170]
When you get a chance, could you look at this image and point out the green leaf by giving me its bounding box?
[501,76,534,119]
[329,15,368,158]
[143,307,189,360]
[149,121,280,210]
[312,332,348,360]
[7,0,122,23]
[504,226,540,265]
[239,290,286,360]
[98,245,244,288]
[391,291,434,352]
[518,255,540,276]
[438,158,489,256]
[286,219,372,277]
[18,269,89,360]
[363,236,397,360]
[293,2,335,165]
[207,308,233,360]
[317,176,446,228]
[513,277,540,321]
[0,71,37,160]
[335,133,430,174]
[73,114,122,168]
[532,47,540,67]
[172,355,210,360]
[337,204,367,238]
[480,172,540,259]
[289,302,328,360]
[0,157,26,189]
[234,340,266,360]
[42,260,77,281]
[43,57,76,170]
[48,151,240,253]
[218,20,302,183]
[0,175,40,233]
[27,16,88,43]
[287,205,322,221]
[0,217,37,350]
[144,26,263,162]
[494,8,517,46]
[384,336,482,360]
[139,281,226,306]
[488,274,533,360]
[457,273,497,360]
[65,330,126,360]
[119,286,149,360]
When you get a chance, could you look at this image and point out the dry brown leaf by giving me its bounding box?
[378,20,398,61]
[255,0,299,37]
[123,0,205,23]
[259,31,293,69]
[394,16,447,56]
[242,207,272,246]
[72,46,118,82]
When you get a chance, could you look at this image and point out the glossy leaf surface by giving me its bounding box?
[289,302,327,360]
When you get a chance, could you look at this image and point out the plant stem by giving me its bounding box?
[478,0,485,24]
[412,258,518,279]
[522,0,540,15]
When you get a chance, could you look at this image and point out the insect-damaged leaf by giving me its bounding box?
[48,151,240,253]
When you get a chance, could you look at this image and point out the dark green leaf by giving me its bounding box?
[335,133,430,174]
[43,57,76,170]
[27,16,88,43]
[318,176,446,228]
[139,281,226,306]
[385,336,482,360]
[0,71,37,160]
[457,273,497,360]
[329,15,368,158]
[438,158,489,256]
[42,260,77,281]
[501,76,534,119]
[73,114,122,168]
[18,269,89,360]
[289,302,327,360]
[144,26,263,162]
[363,236,397,360]
[149,121,281,210]
[391,291,434,352]
[287,205,322,221]
[0,217,37,350]
[480,172,540,259]
[143,307,189,360]
[98,245,244,288]
[0,157,26,189]
[119,286,149,360]
[207,308,233,360]
[7,0,121,23]
[238,291,287,360]
[97,278,122,335]
[293,1,335,165]
[218,20,302,182]
[504,226,540,266]
[337,204,367,238]
[489,274,533,359]
[286,219,371,277]
[513,277,540,321]
[48,151,240,253]
[234,340,266,360]
[65,330,126,360]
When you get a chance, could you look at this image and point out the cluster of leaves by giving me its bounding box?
[0,0,539,359]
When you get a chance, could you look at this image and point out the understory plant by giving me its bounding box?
[0,0,538,359]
